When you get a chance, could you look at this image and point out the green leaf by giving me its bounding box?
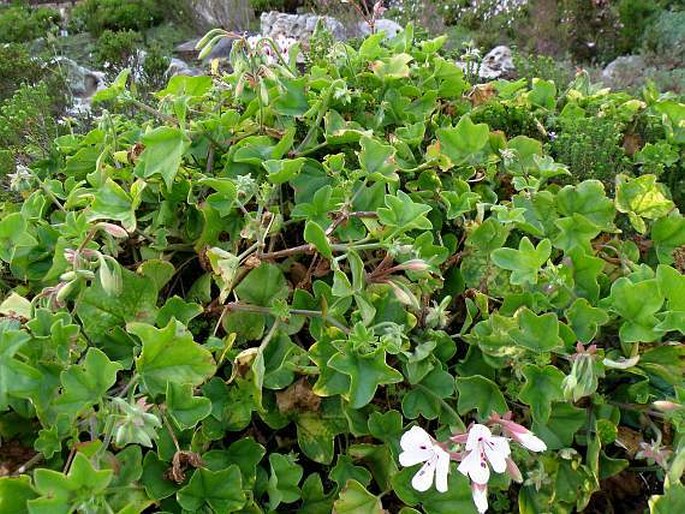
[532,403,585,449]
[608,277,664,343]
[329,347,403,409]
[436,116,490,165]
[88,178,138,233]
[166,382,212,429]
[234,263,288,306]
[511,308,563,353]
[491,237,551,285]
[156,296,203,327]
[77,267,157,347]
[137,260,175,292]
[401,367,454,420]
[304,220,333,259]
[132,319,216,397]
[455,375,507,420]
[565,298,609,343]
[358,137,398,183]
[263,158,307,184]
[0,292,32,319]
[528,78,556,109]
[296,410,346,465]
[333,479,384,514]
[0,212,37,264]
[650,483,685,513]
[331,456,372,490]
[55,348,122,420]
[519,365,565,423]
[377,191,432,233]
[372,53,413,80]
[0,326,41,410]
[556,180,615,228]
[29,453,113,514]
[615,174,675,233]
[0,476,37,514]
[176,466,246,513]
[135,126,191,190]
[267,453,303,510]
[392,467,477,514]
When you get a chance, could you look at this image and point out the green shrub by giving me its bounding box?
[142,45,171,90]
[513,52,575,90]
[616,0,661,55]
[250,0,285,15]
[0,43,44,102]
[94,30,143,74]
[0,3,60,43]
[0,82,57,156]
[550,115,628,185]
[643,9,685,63]
[69,0,164,36]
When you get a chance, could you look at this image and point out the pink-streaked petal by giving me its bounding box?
[411,457,437,492]
[457,449,490,485]
[483,437,510,474]
[465,424,492,451]
[435,449,450,493]
[516,431,547,452]
[472,482,489,513]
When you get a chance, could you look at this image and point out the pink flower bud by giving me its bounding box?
[652,400,680,412]
[394,259,430,272]
[96,222,129,238]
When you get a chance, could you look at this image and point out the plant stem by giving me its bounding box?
[225,302,350,334]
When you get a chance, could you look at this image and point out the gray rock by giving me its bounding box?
[479,45,515,80]
[190,0,255,32]
[166,58,204,78]
[356,19,403,39]
[53,57,106,98]
[602,55,646,85]
[260,11,347,47]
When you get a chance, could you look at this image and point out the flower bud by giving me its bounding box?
[394,259,430,272]
[652,400,680,412]
[96,222,129,238]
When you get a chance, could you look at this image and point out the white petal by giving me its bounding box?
[484,437,510,474]
[411,456,437,492]
[603,355,639,369]
[517,431,547,452]
[472,483,489,513]
[399,427,435,466]
[465,424,492,451]
[434,449,451,493]
[457,449,490,485]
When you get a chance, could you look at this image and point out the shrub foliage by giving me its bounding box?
[0,26,684,513]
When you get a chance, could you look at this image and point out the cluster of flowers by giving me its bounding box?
[245,33,297,66]
[399,412,546,513]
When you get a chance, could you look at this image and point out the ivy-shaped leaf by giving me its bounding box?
[132,319,216,397]
[55,348,122,421]
[176,466,245,513]
[491,237,551,285]
[455,375,507,420]
[329,347,403,409]
[135,126,191,190]
[519,364,565,423]
[166,382,212,429]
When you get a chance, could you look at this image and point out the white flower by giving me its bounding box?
[399,426,450,493]
[457,424,511,485]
